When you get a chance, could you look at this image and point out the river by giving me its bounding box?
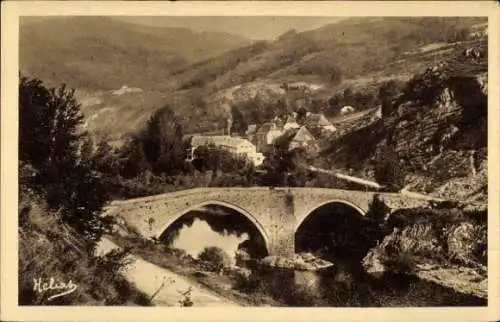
[103,207,486,307]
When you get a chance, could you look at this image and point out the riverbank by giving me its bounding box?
[362,204,487,300]
[103,235,281,306]
[96,237,242,306]
[107,231,486,307]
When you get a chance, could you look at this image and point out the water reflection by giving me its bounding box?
[159,205,268,264]
[159,207,486,307]
[249,264,486,307]
[171,218,249,266]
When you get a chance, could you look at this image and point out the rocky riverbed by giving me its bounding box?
[258,253,334,271]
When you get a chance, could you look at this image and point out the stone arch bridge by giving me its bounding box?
[104,187,432,257]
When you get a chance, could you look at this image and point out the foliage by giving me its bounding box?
[378,80,402,117]
[118,135,150,179]
[327,88,377,116]
[18,195,151,306]
[19,75,110,241]
[192,144,253,174]
[198,246,232,273]
[402,68,445,107]
[366,194,392,225]
[141,106,186,176]
[229,99,282,135]
[19,76,83,171]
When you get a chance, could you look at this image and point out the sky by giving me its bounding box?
[112,16,347,40]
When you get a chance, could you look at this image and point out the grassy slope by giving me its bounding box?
[18,187,152,306]
[175,17,485,90]
[20,16,252,92]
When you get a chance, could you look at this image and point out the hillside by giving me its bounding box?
[173,17,485,92]
[20,17,487,141]
[317,45,488,203]
[20,17,252,92]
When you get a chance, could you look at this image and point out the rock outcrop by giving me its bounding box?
[362,206,487,298]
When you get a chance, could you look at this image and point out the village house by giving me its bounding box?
[189,135,265,167]
[340,105,356,115]
[254,122,283,152]
[288,126,319,154]
[245,124,258,141]
[304,112,337,134]
[283,115,300,131]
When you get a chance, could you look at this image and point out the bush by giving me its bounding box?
[198,246,232,273]
[403,68,445,107]
[18,196,151,306]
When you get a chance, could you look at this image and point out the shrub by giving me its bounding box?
[198,246,232,273]
[381,252,418,275]
[403,68,445,107]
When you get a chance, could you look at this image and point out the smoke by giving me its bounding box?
[171,218,249,266]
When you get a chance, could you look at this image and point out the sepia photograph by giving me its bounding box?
[1,1,499,322]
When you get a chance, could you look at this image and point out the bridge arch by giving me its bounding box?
[153,200,270,254]
[295,199,367,232]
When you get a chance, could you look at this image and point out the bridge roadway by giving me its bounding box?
[104,187,432,257]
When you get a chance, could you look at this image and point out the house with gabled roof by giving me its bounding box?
[284,115,300,131]
[245,124,258,141]
[288,126,319,154]
[254,122,283,152]
[304,113,336,132]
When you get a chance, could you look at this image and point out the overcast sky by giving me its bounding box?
[112,16,347,40]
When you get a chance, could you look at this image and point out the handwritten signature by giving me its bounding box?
[33,277,78,301]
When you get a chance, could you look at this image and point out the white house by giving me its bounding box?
[255,123,283,152]
[283,115,300,131]
[190,135,264,167]
[340,105,355,115]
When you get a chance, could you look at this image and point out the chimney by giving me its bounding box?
[227,115,233,136]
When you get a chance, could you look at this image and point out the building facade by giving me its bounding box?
[190,135,265,167]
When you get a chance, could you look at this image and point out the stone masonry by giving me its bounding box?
[104,187,431,257]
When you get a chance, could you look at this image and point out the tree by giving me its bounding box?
[79,134,95,168]
[198,246,232,273]
[403,69,444,107]
[296,107,308,125]
[93,139,118,175]
[19,76,110,240]
[342,88,355,107]
[19,77,84,173]
[142,106,186,175]
[230,105,247,135]
[119,135,150,179]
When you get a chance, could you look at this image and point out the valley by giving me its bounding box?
[17,16,489,308]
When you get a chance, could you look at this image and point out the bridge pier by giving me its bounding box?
[267,232,295,258]
[265,189,297,258]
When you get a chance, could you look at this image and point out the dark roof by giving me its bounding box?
[305,113,332,127]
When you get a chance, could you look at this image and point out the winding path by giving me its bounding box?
[95,238,240,307]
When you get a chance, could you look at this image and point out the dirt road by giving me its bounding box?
[95,237,240,307]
